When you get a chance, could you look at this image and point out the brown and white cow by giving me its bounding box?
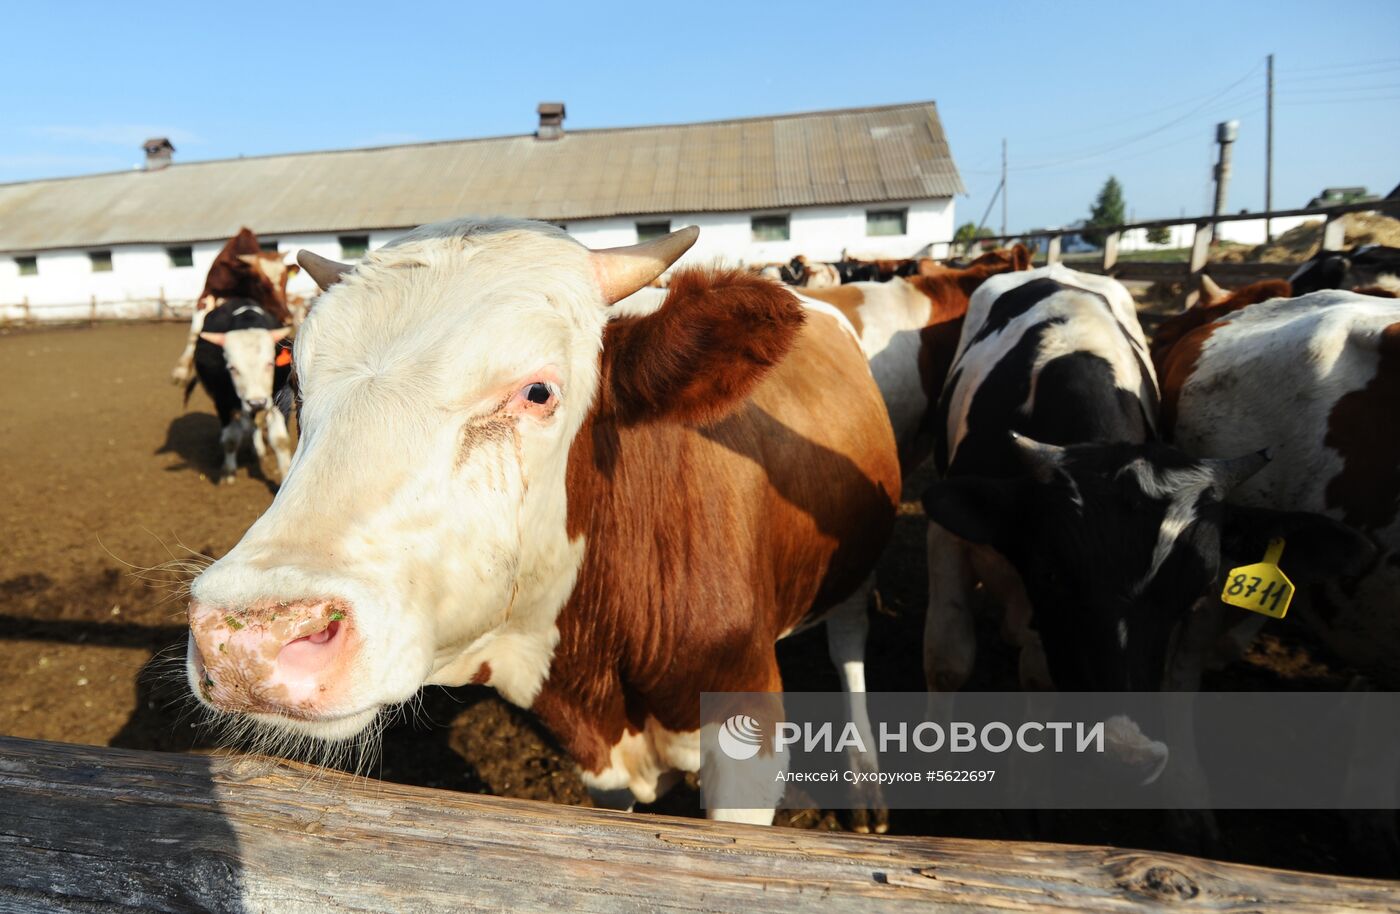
[1156,288,1397,684]
[171,229,300,386]
[183,218,901,825]
[799,245,1032,469]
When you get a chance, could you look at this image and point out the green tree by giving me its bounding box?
[954,221,993,245]
[1083,176,1126,248]
[1146,225,1172,246]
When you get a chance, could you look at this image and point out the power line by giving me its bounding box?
[1279,94,1400,106]
[1011,62,1265,145]
[1287,56,1400,73]
[1007,76,1265,172]
[1281,82,1400,94]
[1008,95,1264,174]
[1282,64,1400,83]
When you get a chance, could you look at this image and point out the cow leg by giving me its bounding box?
[703,661,784,826]
[251,416,268,461]
[924,522,977,694]
[219,419,245,485]
[171,299,214,385]
[1158,599,1222,855]
[265,409,292,482]
[968,544,1053,691]
[586,786,637,812]
[825,577,888,834]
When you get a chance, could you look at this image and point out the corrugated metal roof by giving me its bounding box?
[0,102,962,252]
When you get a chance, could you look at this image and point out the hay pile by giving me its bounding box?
[1216,212,1400,264]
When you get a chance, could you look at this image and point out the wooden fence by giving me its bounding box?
[956,198,1400,307]
[0,736,1395,912]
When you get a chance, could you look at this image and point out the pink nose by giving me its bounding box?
[188,599,355,716]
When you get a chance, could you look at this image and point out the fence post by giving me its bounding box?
[21,296,29,326]
[1184,221,1213,310]
[157,287,166,321]
[1047,235,1062,265]
[89,295,97,327]
[1321,214,1347,252]
[1101,231,1120,272]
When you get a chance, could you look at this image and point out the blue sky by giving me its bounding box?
[2,0,1395,235]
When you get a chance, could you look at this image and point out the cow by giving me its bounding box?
[918,265,1358,696]
[187,299,294,485]
[788,255,841,288]
[1289,244,1400,297]
[182,219,901,828]
[1156,289,1396,685]
[799,245,1032,469]
[1149,277,1292,392]
[835,258,881,284]
[171,229,300,386]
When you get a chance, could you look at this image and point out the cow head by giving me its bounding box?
[185,218,785,746]
[923,435,1366,690]
[199,326,292,414]
[238,251,299,311]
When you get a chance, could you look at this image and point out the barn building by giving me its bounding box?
[0,101,962,320]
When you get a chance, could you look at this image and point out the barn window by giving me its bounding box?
[167,245,194,268]
[635,220,671,242]
[89,250,113,273]
[339,235,370,260]
[259,239,279,252]
[751,214,790,242]
[16,255,38,276]
[866,209,908,237]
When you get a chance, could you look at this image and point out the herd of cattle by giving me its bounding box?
[172,218,1399,831]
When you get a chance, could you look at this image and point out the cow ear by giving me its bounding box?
[269,327,293,342]
[1197,274,1225,307]
[1010,244,1032,271]
[598,268,805,426]
[1222,505,1376,584]
[921,477,1022,546]
[199,331,227,347]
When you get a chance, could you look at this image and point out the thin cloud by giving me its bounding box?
[0,153,125,170]
[24,124,204,147]
[352,131,428,148]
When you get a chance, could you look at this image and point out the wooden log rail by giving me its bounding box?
[0,738,1396,912]
[953,197,1400,308]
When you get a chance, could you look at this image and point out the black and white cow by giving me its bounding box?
[919,265,1354,694]
[187,298,294,484]
[1289,244,1400,296]
[1159,290,1395,684]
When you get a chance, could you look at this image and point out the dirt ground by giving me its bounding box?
[0,320,1393,880]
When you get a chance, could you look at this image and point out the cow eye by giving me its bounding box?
[525,382,552,405]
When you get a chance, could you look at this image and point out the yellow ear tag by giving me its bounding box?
[1221,537,1294,619]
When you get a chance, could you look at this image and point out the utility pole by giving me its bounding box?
[1212,120,1239,229]
[1000,139,1008,236]
[1265,53,1275,241]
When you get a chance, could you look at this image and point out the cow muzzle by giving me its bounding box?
[187,598,359,719]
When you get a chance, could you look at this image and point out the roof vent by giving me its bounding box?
[536,103,565,141]
[143,137,175,171]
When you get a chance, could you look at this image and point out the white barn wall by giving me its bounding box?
[1,200,955,321]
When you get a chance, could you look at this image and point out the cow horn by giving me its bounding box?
[1010,432,1067,482]
[297,251,352,291]
[1196,273,1224,307]
[1203,449,1271,493]
[589,226,699,305]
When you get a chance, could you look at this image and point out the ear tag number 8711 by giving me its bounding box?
[1221,537,1294,619]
